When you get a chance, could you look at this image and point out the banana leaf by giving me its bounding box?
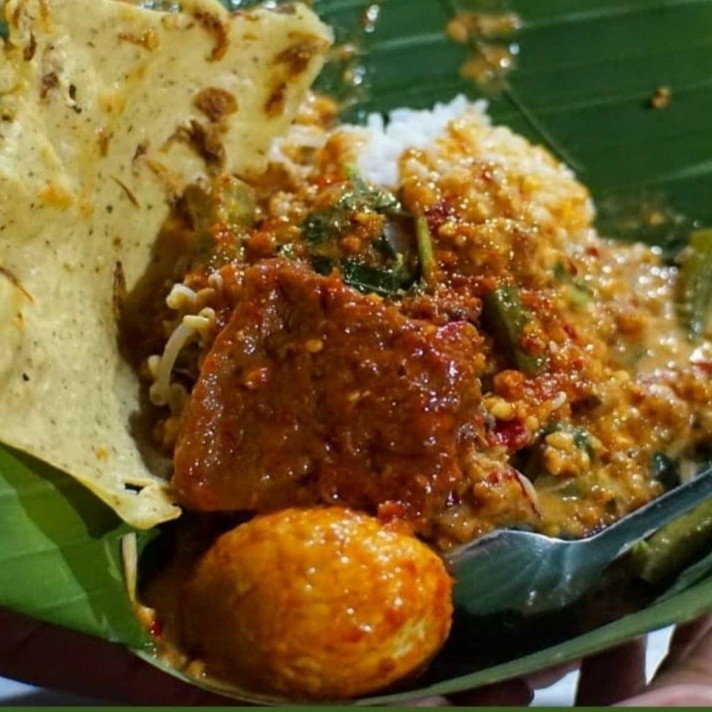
[3,0,712,703]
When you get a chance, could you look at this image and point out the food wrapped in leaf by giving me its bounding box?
[1,0,712,703]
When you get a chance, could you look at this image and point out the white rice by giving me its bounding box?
[348,94,593,241]
[355,94,489,186]
[271,94,489,187]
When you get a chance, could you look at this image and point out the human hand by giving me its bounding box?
[0,607,228,705]
[574,614,712,706]
[409,614,712,707]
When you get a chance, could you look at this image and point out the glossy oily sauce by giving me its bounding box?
[173,258,486,534]
[140,98,712,550]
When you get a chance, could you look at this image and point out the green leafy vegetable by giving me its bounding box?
[341,173,401,214]
[181,176,255,265]
[677,228,712,340]
[483,286,547,374]
[540,421,596,461]
[301,175,402,247]
[299,175,420,296]
[341,259,412,296]
[302,209,347,246]
[633,495,712,586]
[650,451,681,490]
[312,255,414,297]
[553,261,592,308]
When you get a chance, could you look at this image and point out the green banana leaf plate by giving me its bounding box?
[3,0,712,704]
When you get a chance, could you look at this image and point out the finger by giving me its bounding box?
[619,683,712,707]
[0,607,232,706]
[656,615,712,675]
[449,679,533,706]
[650,617,712,691]
[524,660,579,689]
[575,638,647,706]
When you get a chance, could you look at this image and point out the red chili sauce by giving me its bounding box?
[173,258,487,534]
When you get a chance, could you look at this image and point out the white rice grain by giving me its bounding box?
[355,95,488,186]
